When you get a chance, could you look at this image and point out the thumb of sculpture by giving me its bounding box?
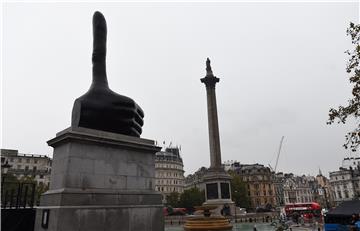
[92,11,108,87]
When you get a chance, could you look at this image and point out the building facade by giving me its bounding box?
[283,174,313,204]
[155,147,185,203]
[329,168,356,205]
[315,172,334,208]
[342,157,360,170]
[329,155,360,205]
[184,166,208,191]
[234,164,276,210]
[273,172,285,207]
[1,149,52,186]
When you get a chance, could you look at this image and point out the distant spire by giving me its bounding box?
[206,58,213,76]
[318,167,322,176]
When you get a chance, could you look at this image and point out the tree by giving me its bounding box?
[328,22,360,151]
[178,187,205,210]
[1,173,20,205]
[166,192,180,207]
[2,174,49,206]
[229,171,251,209]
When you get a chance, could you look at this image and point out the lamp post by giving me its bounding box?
[234,190,238,223]
[1,160,12,184]
[1,160,12,207]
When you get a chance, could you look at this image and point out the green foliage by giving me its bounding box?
[1,173,20,196]
[328,22,360,151]
[166,192,180,207]
[1,174,49,206]
[229,171,251,209]
[178,187,205,208]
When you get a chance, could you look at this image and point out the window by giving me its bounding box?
[25,166,29,171]
[26,159,30,163]
[18,158,22,163]
[17,165,21,169]
[34,159,38,164]
[33,166,37,172]
[337,191,342,199]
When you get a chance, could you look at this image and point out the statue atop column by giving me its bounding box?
[206,57,213,76]
[71,11,144,137]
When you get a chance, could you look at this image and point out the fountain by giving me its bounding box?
[184,205,233,231]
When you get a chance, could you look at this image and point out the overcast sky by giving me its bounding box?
[2,2,359,177]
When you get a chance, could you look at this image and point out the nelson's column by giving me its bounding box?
[201,58,234,209]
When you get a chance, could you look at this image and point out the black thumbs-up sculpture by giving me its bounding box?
[71,11,144,137]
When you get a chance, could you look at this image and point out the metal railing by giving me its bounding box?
[1,181,36,209]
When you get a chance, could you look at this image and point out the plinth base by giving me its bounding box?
[202,168,234,215]
[35,190,163,231]
[34,127,163,231]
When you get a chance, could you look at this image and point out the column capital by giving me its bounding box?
[201,76,220,88]
[201,58,220,88]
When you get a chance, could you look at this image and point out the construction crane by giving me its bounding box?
[274,136,284,172]
[268,136,285,173]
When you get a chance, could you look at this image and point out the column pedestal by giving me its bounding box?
[202,168,234,215]
[34,127,164,231]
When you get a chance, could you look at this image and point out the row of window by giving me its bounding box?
[336,190,350,199]
[155,163,183,170]
[156,171,183,178]
[156,186,183,193]
[253,198,275,206]
[14,172,46,179]
[248,190,273,196]
[156,179,183,185]
[249,183,273,189]
[284,190,311,196]
[284,196,312,204]
[15,165,50,172]
[7,157,41,164]
[332,175,348,181]
[242,176,271,182]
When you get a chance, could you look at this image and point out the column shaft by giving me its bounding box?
[206,86,222,168]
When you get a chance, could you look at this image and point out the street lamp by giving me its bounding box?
[234,190,238,223]
[1,160,12,182]
[2,160,12,184]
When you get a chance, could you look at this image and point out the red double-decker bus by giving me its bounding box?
[284,202,322,221]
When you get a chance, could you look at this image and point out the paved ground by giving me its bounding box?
[165,222,323,231]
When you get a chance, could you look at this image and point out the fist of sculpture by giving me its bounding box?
[71,11,144,137]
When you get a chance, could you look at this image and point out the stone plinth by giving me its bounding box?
[201,168,234,216]
[34,127,164,231]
